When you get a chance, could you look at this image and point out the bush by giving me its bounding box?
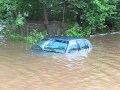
[24,29,47,44]
[3,30,23,41]
[3,29,47,44]
[65,24,91,38]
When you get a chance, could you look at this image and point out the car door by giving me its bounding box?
[68,40,80,53]
[77,39,92,49]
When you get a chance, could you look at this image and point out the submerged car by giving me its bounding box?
[31,36,92,54]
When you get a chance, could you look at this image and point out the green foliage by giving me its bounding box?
[71,0,119,30]
[15,14,25,26]
[0,31,3,35]
[8,33,23,41]
[24,30,47,44]
[3,30,23,41]
[0,0,119,40]
[65,24,91,38]
[114,2,120,31]
[85,0,118,29]
[3,29,47,43]
[0,0,17,23]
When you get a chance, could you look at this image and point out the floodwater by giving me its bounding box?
[0,34,120,90]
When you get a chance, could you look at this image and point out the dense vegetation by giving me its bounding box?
[0,0,120,44]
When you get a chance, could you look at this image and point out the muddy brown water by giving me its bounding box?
[0,34,120,90]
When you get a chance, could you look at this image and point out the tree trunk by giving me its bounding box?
[18,26,23,35]
[43,4,50,36]
[61,1,66,35]
[13,10,18,18]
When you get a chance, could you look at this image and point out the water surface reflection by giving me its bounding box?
[0,34,120,90]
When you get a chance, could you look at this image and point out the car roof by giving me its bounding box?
[45,36,80,41]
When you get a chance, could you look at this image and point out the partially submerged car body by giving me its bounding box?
[31,36,92,54]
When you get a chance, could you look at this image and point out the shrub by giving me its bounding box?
[65,24,91,38]
[24,29,47,44]
[3,30,23,41]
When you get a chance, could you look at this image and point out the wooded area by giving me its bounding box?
[0,0,120,43]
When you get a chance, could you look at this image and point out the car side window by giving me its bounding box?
[68,41,79,53]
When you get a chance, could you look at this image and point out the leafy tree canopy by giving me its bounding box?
[0,0,119,36]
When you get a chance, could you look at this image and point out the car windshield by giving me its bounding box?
[32,39,68,53]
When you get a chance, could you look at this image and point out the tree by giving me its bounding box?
[0,0,119,37]
[0,0,17,23]
[69,0,119,32]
